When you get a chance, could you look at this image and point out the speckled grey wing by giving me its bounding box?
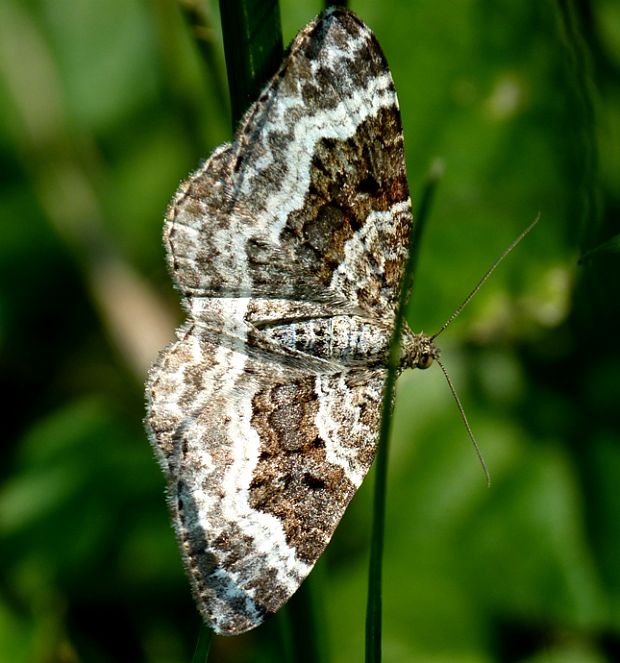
[146,326,386,634]
[165,8,412,322]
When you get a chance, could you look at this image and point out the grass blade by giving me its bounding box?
[218,0,283,129]
[365,161,441,662]
[191,624,212,663]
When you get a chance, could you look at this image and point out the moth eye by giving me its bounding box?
[418,353,433,370]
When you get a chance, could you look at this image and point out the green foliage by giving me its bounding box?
[0,0,619,661]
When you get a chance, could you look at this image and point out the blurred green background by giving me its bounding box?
[1,0,619,661]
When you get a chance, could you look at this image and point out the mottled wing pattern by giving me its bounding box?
[147,326,386,633]
[165,8,411,320]
[145,7,413,635]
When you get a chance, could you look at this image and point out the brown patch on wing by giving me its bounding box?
[249,377,358,565]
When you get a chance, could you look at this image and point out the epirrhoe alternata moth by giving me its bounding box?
[145,7,438,635]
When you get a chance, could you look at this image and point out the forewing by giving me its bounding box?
[166,9,411,320]
[145,328,386,635]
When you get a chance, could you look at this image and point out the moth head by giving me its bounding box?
[416,334,439,370]
[416,335,440,370]
[399,329,439,371]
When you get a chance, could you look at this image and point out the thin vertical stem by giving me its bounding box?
[218,0,283,129]
[191,624,212,663]
[365,161,441,662]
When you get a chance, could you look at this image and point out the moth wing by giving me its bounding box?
[146,328,386,634]
[166,8,411,321]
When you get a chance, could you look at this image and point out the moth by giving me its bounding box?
[145,7,439,634]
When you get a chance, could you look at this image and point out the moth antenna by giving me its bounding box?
[436,357,491,488]
[431,214,540,341]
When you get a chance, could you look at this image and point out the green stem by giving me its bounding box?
[191,624,212,663]
[365,161,441,663]
[218,0,283,130]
